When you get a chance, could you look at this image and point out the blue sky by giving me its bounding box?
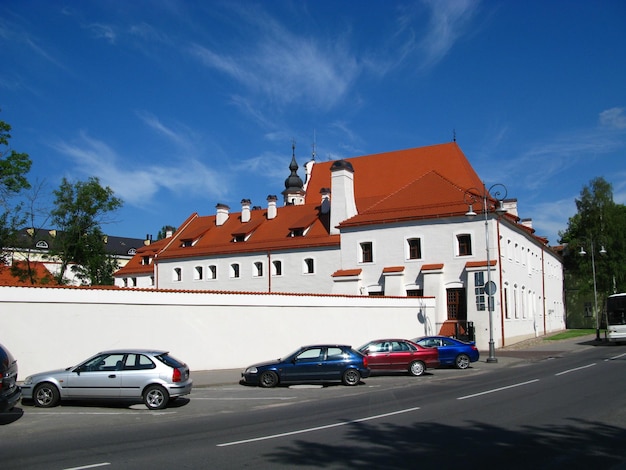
[1,0,625,245]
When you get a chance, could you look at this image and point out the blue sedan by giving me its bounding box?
[241,345,370,388]
[412,336,479,369]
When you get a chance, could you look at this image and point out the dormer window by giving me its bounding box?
[128,248,137,255]
[181,239,194,247]
[233,234,246,243]
[142,256,151,265]
[35,240,49,249]
[290,229,304,237]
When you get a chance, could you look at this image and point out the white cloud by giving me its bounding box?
[599,107,626,130]
[52,133,227,208]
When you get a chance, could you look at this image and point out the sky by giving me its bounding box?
[1,0,625,246]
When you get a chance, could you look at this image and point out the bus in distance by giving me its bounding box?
[606,293,626,343]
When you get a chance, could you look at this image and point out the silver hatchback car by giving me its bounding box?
[21,349,193,410]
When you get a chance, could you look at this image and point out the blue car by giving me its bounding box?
[241,345,370,388]
[412,336,479,369]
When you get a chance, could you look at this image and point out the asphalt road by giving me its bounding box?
[2,343,625,469]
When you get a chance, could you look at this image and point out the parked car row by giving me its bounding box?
[241,336,480,388]
[0,342,22,413]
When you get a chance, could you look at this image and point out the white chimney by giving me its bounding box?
[216,203,230,226]
[267,195,277,220]
[521,218,533,229]
[330,160,357,235]
[241,199,251,223]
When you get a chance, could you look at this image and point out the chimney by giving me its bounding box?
[320,187,331,214]
[267,195,278,220]
[330,160,357,235]
[216,203,230,226]
[241,199,251,223]
[521,218,533,229]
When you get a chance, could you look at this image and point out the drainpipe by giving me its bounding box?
[267,251,272,293]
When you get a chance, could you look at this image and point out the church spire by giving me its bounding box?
[282,140,305,205]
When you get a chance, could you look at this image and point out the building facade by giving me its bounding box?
[114,142,565,348]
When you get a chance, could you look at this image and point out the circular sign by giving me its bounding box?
[484,281,497,296]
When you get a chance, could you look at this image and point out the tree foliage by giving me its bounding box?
[0,115,32,262]
[49,177,123,285]
[157,225,177,240]
[559,177,626,304]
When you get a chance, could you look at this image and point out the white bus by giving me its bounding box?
[606,293,626,343]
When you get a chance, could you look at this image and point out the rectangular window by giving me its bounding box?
[360,242,373,263]
[474,272,486,311]
[208,265,217,280]
[194,266,203,280]
[457,234,472,256]
[407,238,422,260]
[272,260,282,276]
[406,289,424,297]
[304,258,314,274]
[254,262,263,277]
[230,263,240,278]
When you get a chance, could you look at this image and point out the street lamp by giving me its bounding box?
[465,183,508,363]
[579,238,607,341]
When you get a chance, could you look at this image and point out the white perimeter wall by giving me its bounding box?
[0,286,435,378]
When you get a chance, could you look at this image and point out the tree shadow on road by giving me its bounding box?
[264,418,625,469]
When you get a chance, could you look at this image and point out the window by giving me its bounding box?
[291,229,304,237]
[150,276,154,286]
[304,258,314,274]
[457,234,472,256]
[181,240,193,247]
[230,263,240,278]
[475,272,486,311]
[123,278,128,287]
[173,267,182,282]
[194,266,203,280]
[35,240,49,249]
[360,242,373,263]
[208,265,217,280]
[407,238,422,260]
[131,277,137,287]
[254,261,263,277]
[407,289,424,297]
[233,234,245,242]
[142,256,151,265]
[272,260,282,276]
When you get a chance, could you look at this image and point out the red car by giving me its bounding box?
[358,339,440,376]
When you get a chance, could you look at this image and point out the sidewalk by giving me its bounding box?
[190,334,602,388]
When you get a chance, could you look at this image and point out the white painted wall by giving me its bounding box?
[0,286,436,378]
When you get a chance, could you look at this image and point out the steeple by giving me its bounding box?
[282,140,305,205]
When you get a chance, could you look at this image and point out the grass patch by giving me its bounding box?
[545,329,596,341]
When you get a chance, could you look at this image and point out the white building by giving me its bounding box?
[114,142,565,348]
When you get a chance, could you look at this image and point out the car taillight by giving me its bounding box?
[172,368,182,383]
[362,356,368,368]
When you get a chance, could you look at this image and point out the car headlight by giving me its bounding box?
[23,376,33,385]
[245,367,258,374]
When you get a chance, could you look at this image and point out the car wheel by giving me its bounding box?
[34,382,60,408]
[143,385,169,410]
[342,369,361,386]
[455,354,471,369]
[409,360,425,376]
[259,371,279,388]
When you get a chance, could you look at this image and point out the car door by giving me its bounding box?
[282,347,324,383]
[437,338,460,364]
[363,341,390,370]
[65,353,124,399]
[387,341,415,369]
[118,353,157,399]
[315,347,348,380]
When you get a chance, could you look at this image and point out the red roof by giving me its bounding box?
[0,261,59,286]
[115,142,516,277]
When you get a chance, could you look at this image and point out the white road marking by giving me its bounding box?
[216,406,421,447]
[63,463,110,470]
[607,352,626,361]
[457,379,540,400]
[555,363,596,376]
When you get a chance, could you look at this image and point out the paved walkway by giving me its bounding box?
[190,334,603,388]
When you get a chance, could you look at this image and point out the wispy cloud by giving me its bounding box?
[87,23,116,44]
[135,111,197,150]
[188,7,359,111]
[599,107,626,130]
[52,132,227,207]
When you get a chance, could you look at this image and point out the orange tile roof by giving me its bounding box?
[0,261,59,286]
[116,142,524,276]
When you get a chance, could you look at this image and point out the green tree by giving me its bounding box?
[560,177,626,328]
[157,225,177,240]
[50,177,123,285]
[0,114,32,262]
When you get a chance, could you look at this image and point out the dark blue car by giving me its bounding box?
[241,345,370,388]
[412,336,479,369]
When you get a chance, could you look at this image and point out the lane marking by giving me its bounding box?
[457,379,540,400]
[217,406,421,447]
[607,352,626,361]
[64,463,110,470]
[193,397,296,401]
[555,363,596,376]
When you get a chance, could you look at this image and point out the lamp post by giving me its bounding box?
[579,238,607,341]
[465,183,508,363]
